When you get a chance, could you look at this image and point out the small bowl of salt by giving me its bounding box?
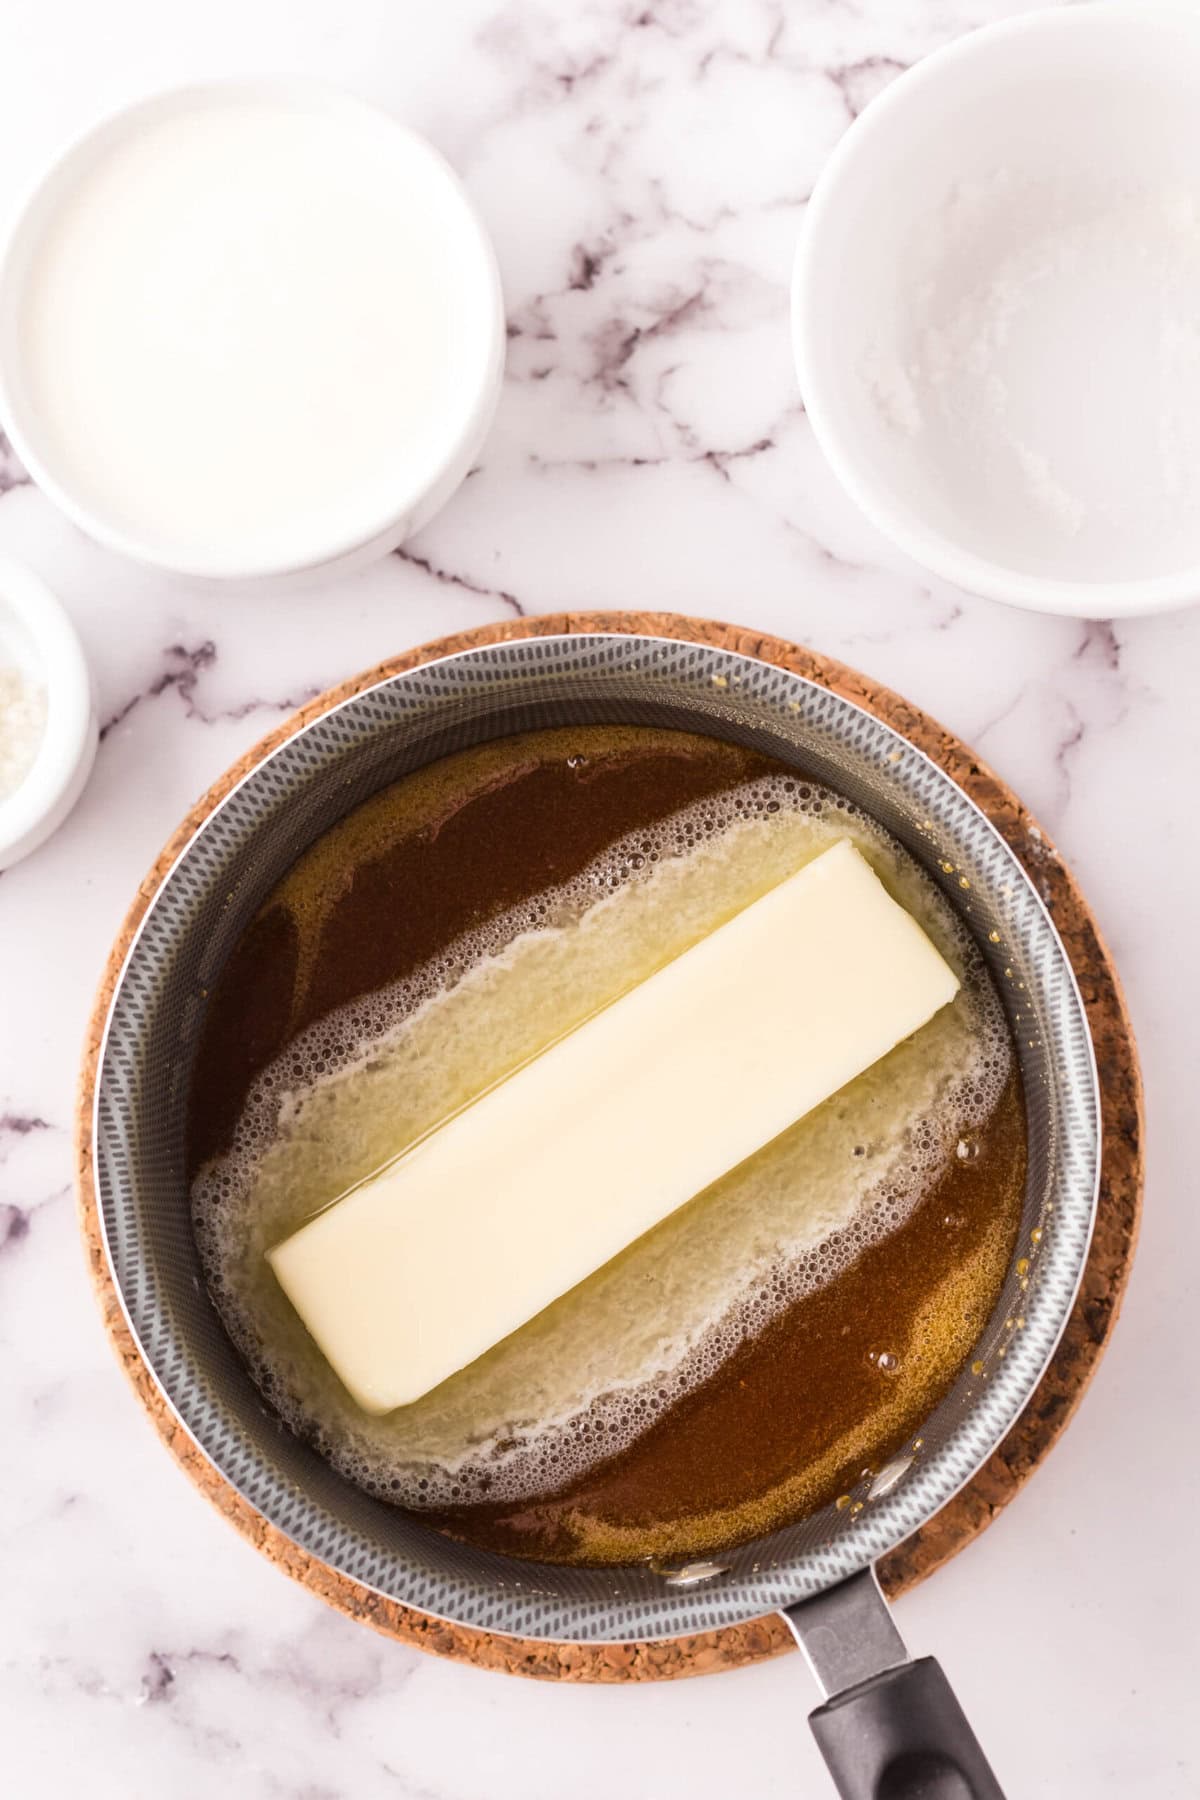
[794,2,1200,617]
[0,555,96,870]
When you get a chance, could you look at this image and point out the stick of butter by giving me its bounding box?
[267,839,959,1413]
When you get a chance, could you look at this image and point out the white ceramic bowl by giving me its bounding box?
[0,84,505,585]
[794,3,1200,617]
[0,556,97,870]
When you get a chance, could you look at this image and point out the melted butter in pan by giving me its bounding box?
[189,727,1024,1565]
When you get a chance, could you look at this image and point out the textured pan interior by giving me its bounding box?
[93,634,1099,1642]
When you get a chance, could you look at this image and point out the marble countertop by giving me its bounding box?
[1,1,1196,1795]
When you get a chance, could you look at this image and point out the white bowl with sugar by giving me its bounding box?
[0,84,504,585]
[794,3,1200,617]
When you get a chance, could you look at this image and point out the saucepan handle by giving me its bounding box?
[781,1569,1006,1800]
[808,1655,1005,1800]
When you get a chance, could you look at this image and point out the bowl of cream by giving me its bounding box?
[794,2,1200,617]
[0,83,504,584]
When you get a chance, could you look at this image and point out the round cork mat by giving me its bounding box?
[76,611,1142,1683]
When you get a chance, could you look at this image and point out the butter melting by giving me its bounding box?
[191,751,1012,1525]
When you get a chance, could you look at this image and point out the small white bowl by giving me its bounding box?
[0,83,505,585]
[794,3,1200,618]
[0,556,97,870]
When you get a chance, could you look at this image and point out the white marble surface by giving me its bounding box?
[1,1,1197,1795]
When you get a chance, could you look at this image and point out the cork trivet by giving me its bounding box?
[75,612,1142,1683]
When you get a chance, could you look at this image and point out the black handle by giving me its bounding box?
[808,1654,1006,1800]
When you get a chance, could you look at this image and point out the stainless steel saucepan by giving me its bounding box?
[92,633,1100,1800]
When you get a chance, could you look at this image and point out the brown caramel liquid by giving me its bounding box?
[189,726,1025,1566]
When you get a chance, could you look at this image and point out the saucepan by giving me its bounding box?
[89,631,1100,1800]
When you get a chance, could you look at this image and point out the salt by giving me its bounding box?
[0,663,46,800]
